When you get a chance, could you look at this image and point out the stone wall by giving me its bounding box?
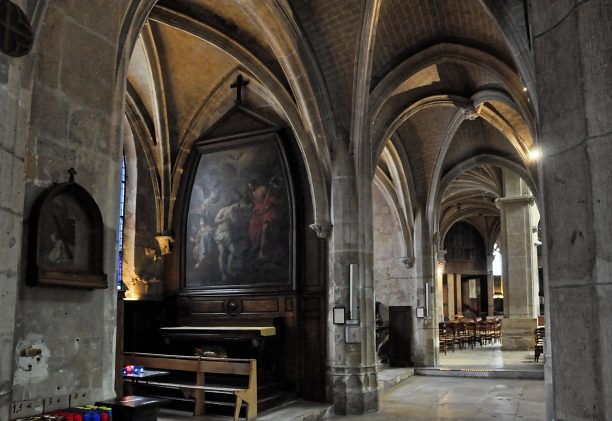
[372,185,414,324]
[0,28,27,417]
[3,1,134,417]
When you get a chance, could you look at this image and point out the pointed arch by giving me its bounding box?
[149,4,331,229]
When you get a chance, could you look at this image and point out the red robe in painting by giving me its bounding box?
[249,188,278,245]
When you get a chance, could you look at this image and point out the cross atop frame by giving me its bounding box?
[230,74,249,105]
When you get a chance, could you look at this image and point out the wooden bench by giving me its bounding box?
[123,352,257,421]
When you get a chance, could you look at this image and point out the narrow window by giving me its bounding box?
[116,156,126,289]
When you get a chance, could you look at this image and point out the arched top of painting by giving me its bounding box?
[198,105,281,145]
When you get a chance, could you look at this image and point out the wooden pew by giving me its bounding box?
[123,352,257,421]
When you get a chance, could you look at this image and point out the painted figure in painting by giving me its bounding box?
[39,193,91,271]
[214,198,239,280]
[249,175,281,259]
[48,232,73,265]
[190,187,218,268]
[193,218,214,268]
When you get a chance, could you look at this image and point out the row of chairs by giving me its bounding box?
[438,320,502,354]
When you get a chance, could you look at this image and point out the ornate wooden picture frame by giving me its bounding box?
[27,171,107,289]
[181,131,295,293]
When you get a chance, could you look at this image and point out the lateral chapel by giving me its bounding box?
[1,1,610,420]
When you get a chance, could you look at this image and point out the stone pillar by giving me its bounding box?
[531,1,612,418]
[411,211,436,367]
[0,51,26,419]
[455,274,463,316]
[496,170,538,350]
[486,254,495,317]
[447,273,455,319]
[435,251,446,322]
[326,133,377,415]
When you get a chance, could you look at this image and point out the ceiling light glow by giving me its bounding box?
[528,148,542,161]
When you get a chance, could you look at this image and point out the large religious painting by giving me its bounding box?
[184,135,293,291]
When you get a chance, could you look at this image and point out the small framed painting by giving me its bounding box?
[27,172,107,289]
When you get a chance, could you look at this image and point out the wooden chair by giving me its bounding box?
[486,319,496,345]
[477,320,489,346]
[453,322,469,349]
[534,327,545,362]
[493,319,502,344]
[438,322,454,354]
[466,321,481,348]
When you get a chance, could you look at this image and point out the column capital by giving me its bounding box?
[436,249,447,265]
[399,256,415,268]
[309,221,333,238]
[494,195,534,209]
[155,234,175,255]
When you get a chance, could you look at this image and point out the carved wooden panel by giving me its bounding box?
[190,300,225,314]
[299,293,326,401]
[242,298,279,313]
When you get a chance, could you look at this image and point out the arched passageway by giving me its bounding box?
[2,1,611,420]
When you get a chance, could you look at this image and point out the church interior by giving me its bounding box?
[1,0,611,420]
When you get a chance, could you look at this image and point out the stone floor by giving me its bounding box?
[438,344,544,371]
[158,399,331,421]
[158,376,545,421]
[328,376,545,421]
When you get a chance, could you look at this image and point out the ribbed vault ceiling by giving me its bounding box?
[373,0,516,84]
[440,164,503,251]
[124,0,537,243]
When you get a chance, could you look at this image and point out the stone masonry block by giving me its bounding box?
[501,318,536,351]
[33,137,76,184]
[577,0,612,137]
[542,145,594,286]
[529,0,575,36]
[59,19,115,110]
[587,134,612,283]
[68,107,102,146]
[0,211,22,273]
[37,4,65,90]
[594,283,612,418]
[0,271,17,326]
[61,0,123,43]
[533,9,586,155]
[549,284,599,420]
[0,150,24,214]
[30,85,69,141]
